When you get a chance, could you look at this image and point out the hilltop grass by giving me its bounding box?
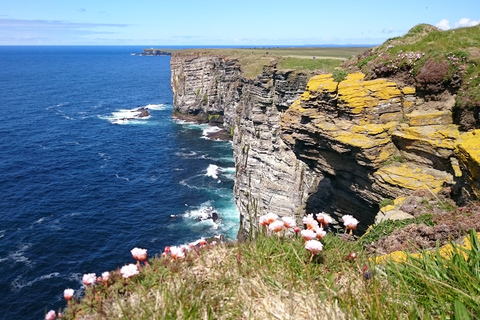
[174,47,369,78]
[59,224,480,319]
[345,24,480,108]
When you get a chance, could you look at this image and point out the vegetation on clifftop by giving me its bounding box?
[53,196,480,319]
[343,24,480,109]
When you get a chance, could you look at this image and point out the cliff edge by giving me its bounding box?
[170,25,480,238]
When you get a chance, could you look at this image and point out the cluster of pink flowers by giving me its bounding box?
[258,213,298,235]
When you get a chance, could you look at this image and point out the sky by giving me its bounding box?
[0,0,479,46]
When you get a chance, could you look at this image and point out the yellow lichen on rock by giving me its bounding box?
[337,73,402,114]
[351,122,397,135]
[456,130,480,194]
[406,110,453,126]
[393,124,460,155]
[401,86,416,95]
[375,163,453,193]
[304,74,338,93]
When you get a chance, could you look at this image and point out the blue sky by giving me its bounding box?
[1,0,479,46]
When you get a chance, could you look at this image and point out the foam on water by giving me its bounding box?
[205,164,220,180]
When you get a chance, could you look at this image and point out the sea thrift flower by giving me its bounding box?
[342,215,359,230]
[120,263,139,278]
[82,273,96,286]
[259,215,269,227]
[315,227,327,240]
[301,229,317,241]
[305,239,324,261]
[101,271,110,282]
[282,216,296,229]
[170,246,185,260]
[45,310,56,320]
[63,288,74,301]
[131,247,148,262]
[316,213,333,227]
[269,220,284,233]
[303,214,319,230]
[264,213,279,225]
[198,238,207,246]
[293,227,300,233]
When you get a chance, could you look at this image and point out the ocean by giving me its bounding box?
[0,46,239,319]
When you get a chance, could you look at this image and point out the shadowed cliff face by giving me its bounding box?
[171,52,480,238]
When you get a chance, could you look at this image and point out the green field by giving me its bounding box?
[166,47,371,77]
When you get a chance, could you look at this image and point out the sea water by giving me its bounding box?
[0,46,238,319]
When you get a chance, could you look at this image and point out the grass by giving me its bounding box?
[58,219,480,319]
[172,47,369,78]
[344,24,480,108]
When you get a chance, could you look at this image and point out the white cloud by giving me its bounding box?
[455,18,480,28]
[436,18,480,31]
[436,19,451,30]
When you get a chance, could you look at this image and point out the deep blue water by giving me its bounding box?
[0,46,238,319]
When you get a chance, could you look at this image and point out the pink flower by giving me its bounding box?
[305,239,323,255]
[316,213,333,227]
[131,247,148,262]
[170,246,185,260]
[45,310,56,320]
[262,213,279,225]
[269,220,284,233]
[301,229,317,241]
[342,215,359,230]
[120,263,139,278]
[63,288,74,301]
[82,273,96,286]
[198,238,208,246]
[293,227,300,233]
[101,271,110,282]
[303,214,319,230]
[315,227,327,239]
[259,215,269,226]
[282,216,296,229]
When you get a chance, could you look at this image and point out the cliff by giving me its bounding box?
[170,25,480,237]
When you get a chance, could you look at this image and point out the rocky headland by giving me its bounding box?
[170,25,480,240]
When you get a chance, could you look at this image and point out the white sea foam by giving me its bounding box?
[11,272,61,291]
[101,105,154,125]
[202,126,222,138]
[0,230,5,239]
[115,173,130,181]
[143,103,165,110]
[205,164,219,180]
[9,244,33,267]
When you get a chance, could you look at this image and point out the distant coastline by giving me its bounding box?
[132,48,172,56]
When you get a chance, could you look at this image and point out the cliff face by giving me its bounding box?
[170,51,480,237]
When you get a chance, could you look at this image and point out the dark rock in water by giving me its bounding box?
[196,207,220,222]
[137,107,150,118]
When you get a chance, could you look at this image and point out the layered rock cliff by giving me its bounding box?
[170,30,480,238]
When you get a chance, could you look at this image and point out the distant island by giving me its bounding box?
[132,48,172,56]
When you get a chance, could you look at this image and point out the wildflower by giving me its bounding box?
[120,263,139,278]
[269,220,284,233]
[170,246,185,260]
[342,215,359,230]
[45,310,56,320]
[303,214,319,230]
[198,238,207,246]
[316,212,333,227]
[305,239,324,261]
[131,247,148,262]
[82,273,96,286]
[101,271,110,282]
[282,216,296,229]
[264,213,279,224]
[301,229,317,241]
[164,246,171,254]
[315,227,327,240]
[64,288,74,301]
[293,227,300,233]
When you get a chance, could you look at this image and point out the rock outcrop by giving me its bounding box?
[170,49,480,238]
